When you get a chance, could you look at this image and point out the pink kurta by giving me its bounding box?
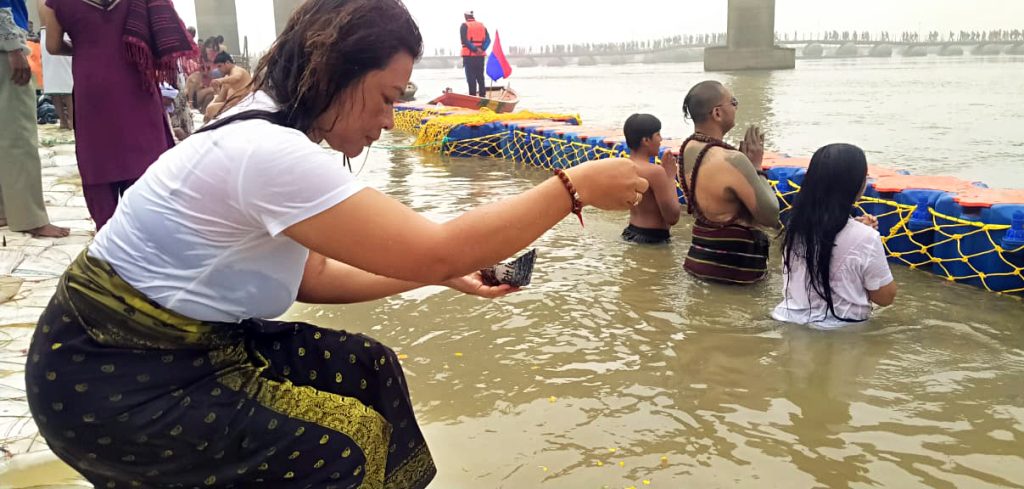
[48,0,173,185]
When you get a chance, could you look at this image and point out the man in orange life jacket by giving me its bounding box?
[460,10,490,96]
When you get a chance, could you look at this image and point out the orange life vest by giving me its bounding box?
[28,40,44,89]
[461,20,486,57]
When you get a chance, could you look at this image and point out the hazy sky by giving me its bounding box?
[174,0,1024,56]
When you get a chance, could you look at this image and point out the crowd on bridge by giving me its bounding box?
[795,29,1024,43]
[431,33,728,57]
[429,27,1024,59]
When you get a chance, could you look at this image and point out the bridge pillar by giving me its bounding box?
[704,0,795,71]
[195,0,240,56]
[274,0,305,35]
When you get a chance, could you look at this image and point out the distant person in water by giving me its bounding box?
[678,80,780,284]
[773,143,896,328]
[204,51,251,120]
[621,113,681,244]
[459,10,489,96]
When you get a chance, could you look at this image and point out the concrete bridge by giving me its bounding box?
[781,40,1024,58]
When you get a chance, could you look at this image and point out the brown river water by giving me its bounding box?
[284,55,1024,489]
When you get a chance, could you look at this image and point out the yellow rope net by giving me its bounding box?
[395,108,1024,296]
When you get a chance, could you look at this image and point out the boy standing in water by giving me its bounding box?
[621,114,682,244]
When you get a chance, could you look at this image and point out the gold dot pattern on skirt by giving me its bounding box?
[319,434,330,445]
[267,419,279,430]
[100,364,115,373]
[192,358,205,367]
[359,379,367,390]
[309,370,317,381]
[97,437,112,445]
[314,459,325,469]
[335,372,343,383]
[272,341,281,350]
[284,471,295,479]
[161,450,174,458]
[170,425,183,436]
[204,475,216,486]
[46,371,57,381]
[341,447,351,458]
[108,393,123,402]
[71,354,85,363]
[210,387,222,396]
[289,451,301,460]
[51,402,63,411]
[204,412,217,423]
[82,413,96,422]
[258,462,269,471]
[294,426,305,437]
[314,331,322,340]
[161,354,174,363]
[323,351,331,360]
[353,465,362,476]
[136,374,150,383]
[298,347,306,357]
[348,354,357,364]
[330,472,341,480]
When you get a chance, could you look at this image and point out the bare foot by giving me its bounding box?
[28,224,71,238]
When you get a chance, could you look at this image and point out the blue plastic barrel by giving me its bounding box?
[445,122,504,158]
[985,208,1024,294]
[885,193,941,269]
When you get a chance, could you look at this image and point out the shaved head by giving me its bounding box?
[683,80,726,124]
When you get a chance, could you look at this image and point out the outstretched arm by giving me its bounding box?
[725,151,781,228]
[296,252,514,304]
[284,158,649,285]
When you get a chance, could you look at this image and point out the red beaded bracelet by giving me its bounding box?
[553,169,584,227]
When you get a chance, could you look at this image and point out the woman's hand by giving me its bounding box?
[566,158,650,210]
[444,272,519,299]
[856,213,879,230]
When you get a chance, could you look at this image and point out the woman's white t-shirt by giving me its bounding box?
[772,219,894,329]
[90,91,366,322]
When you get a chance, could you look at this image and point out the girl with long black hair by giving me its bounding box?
[772,143,897,328]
